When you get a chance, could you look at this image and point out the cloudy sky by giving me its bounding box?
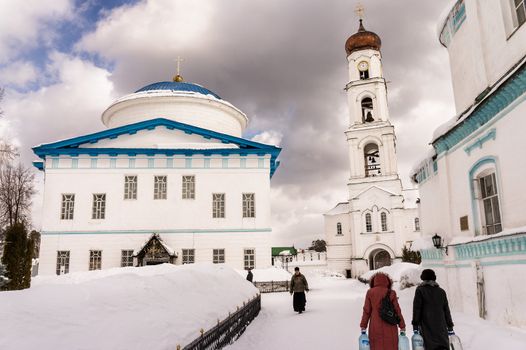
[0,0,455,247]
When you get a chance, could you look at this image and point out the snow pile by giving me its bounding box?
[359,263,423,290]
[0,263,258,350]
[411,236,436,251]
[236,267,291,282]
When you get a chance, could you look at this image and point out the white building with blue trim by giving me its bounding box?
[33,74,281,275]
[412,0,526,327]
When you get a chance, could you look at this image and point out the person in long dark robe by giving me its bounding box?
[412,269,454,350]
[290,267,309,313]
[246,269,253,283]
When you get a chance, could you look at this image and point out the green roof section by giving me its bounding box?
[271,247,297,256]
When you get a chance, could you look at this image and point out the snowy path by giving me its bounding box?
[228,276,526,350]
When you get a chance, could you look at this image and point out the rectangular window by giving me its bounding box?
[244,248,255,270]
[60,194,75,220]
[124,175,138,200]
[182,249,195,264]
[479,173,502,235]
[213,249,225,264]
[515,0,526,28]
[121,250,134,267]
[89,250,102,271]
[92,194,106,219]
[242,193,256,218]
[154,176,167,199]
[56,251,70,275]
[212,193,225,218]
[182,175,195,199]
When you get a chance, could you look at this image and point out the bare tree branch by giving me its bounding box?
[0,162,35,228]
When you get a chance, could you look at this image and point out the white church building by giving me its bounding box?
[324,19,421,278]
[33,73,281,275]
[411,0,526,327]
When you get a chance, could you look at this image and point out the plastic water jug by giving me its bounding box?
[358,330,371,350]
[411,330,425,350]
[449,331,464,350]
[398,331,410,350]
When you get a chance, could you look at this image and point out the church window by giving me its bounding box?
[182,249,195,264]
[381,212,388,231]
[124,175,137,200]
[213,249,225,264]
[242,193,256,218]
[336,223,343,235]
[89,250,102,271]
[121,250,134,267]
[514,0,526,28]
[360,69,369,80]
[414,218,420,231]
[244,248,255,270]
[60,194,75,220]
[365,213,372,232]
[92,194,106,219]
[361,98,374,123]
[154,176,167,200]
[477,172,502,235]
[56,251,70,275]
[182,175,195,199]
[364,143,381,177]
[213,193,225,218]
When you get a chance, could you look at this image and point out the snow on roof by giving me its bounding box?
[432,55,526,144]
[278,250,292,256]
[410,147,437,177]
[133,233,176,256]
[5,264,258,349]
[324,202,350,216]
[448,226,526,246]
[402,188,419,209]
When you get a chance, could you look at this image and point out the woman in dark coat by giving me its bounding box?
[360,273,406,350]
[412,269,454,350]
[290,267,309,313]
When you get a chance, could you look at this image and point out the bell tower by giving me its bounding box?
[344,16,402,198]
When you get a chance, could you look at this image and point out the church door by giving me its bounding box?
[369,249,391,270]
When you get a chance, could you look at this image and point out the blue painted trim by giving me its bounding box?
[32,118,281,178]
[419,248,444,261]
[464,128,496,155]
[33,161,44,170]
[41,228,273,235]
[434,62,526,154]
[480,259,526,267]
[468,156,499,236]
[454,233,526,260]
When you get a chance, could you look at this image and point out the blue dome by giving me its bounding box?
[135,81,221,99]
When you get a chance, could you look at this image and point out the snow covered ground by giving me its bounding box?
[0,263,258,350]
[227,271,526,350]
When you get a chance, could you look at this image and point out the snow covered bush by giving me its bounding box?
[359,263,422,290]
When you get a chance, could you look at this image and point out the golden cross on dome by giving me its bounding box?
[173,56,184,82]
[355,2,365,20]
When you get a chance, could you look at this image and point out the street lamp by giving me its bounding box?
[432,234,448,255]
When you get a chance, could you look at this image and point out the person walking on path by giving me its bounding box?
[290,267,309,313]
[360,273,406,350]
[412,269,454,350]
[246,268,253,283]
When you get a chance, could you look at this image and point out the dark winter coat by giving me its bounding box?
[290,273,309,293]
[360,273,406,350]
[246,270,253,282]
[411,281,454,350]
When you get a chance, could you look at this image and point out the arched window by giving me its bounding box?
[414,217,420,231]
[336,222,342,235]
[360,69,369,80]
[361,98,374,123]
[476,171,502,234]
[364,143,381,177]
[365,213,372,233]
[381,212,388,231]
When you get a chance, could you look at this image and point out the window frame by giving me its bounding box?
[121,249,134,267]
[244,248,255,270]
[182,175,196,199]
[60,193,75,220]
[365,213,373,233]
[478,172,503,235]
[92,193,106,220]
[89,250,102,271]
[242,193,256,218]
[124,175,138,200]
[212,193,226,218]
[182,249,195,264]
[154,175,167,200]
[56,250,70,275]
[336,222,343,236]
[380,212,388,232]
[414,217,420,231]
[213,249,225,264]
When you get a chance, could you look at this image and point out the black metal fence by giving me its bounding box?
[253,280,289,293]
[183,294,261,350]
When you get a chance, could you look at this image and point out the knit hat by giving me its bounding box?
[294,267,300,271]
[420,269,436,281]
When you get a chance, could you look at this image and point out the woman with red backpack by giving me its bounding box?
[360,273,406,350]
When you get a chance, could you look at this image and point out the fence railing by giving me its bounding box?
[253,280,289,293]
[182,294,261,350]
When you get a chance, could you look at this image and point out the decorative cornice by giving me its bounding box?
[464,128,496,155]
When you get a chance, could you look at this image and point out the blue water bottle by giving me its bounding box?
[398,331,410,350]
[358,330,371,350]
[411,330,425,350]
[449,330,464,350]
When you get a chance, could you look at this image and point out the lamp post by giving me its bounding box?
[432,234,448,255]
